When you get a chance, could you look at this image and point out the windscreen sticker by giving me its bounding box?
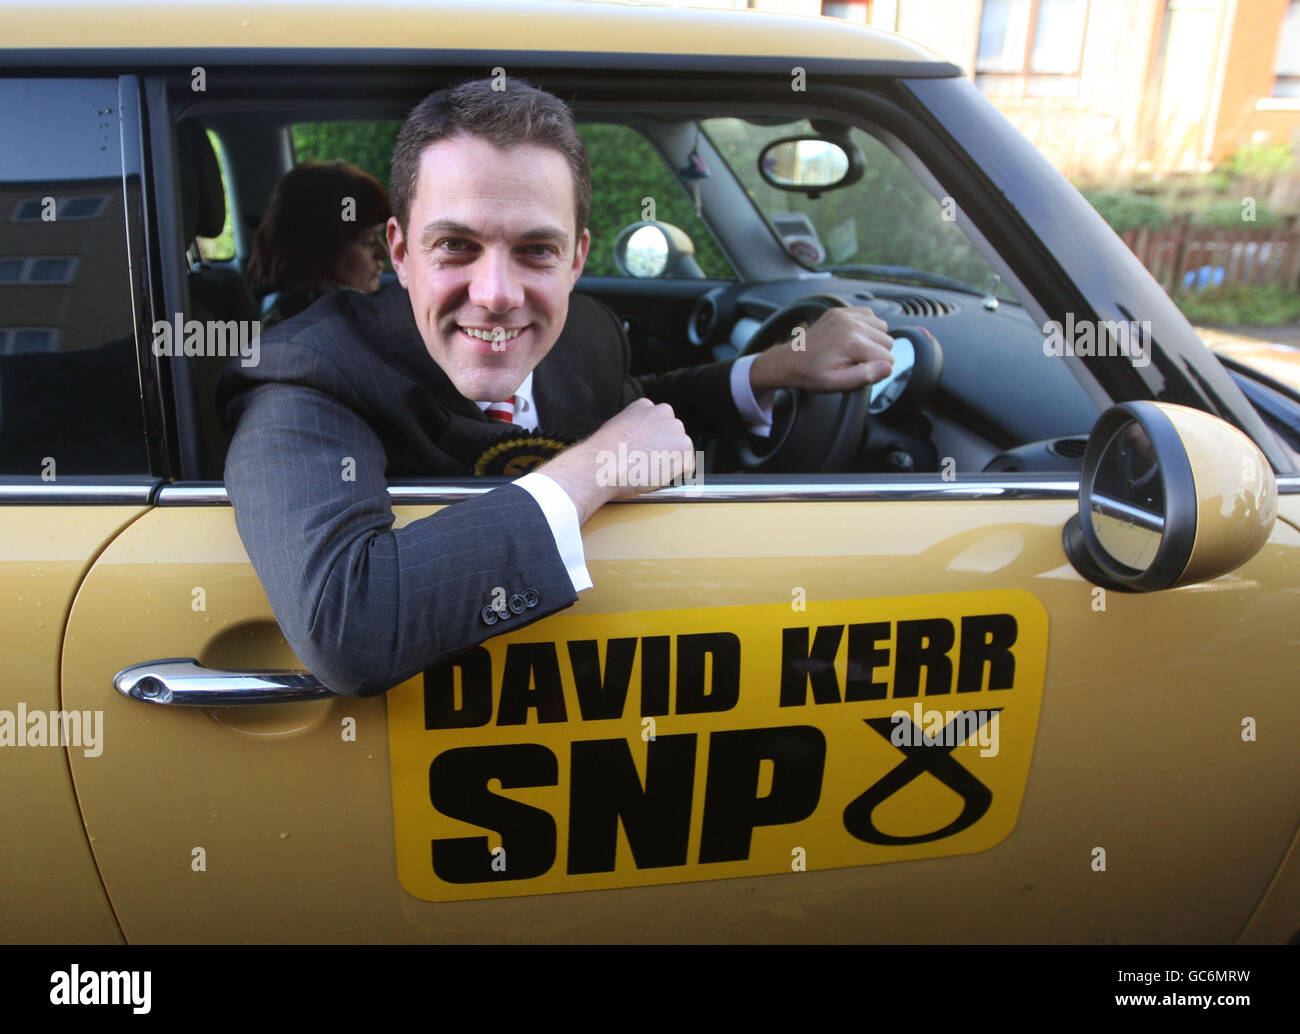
[387,590,1048,901]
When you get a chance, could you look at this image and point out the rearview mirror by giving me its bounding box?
[758,136,864,196]
[1064,402,1277,591]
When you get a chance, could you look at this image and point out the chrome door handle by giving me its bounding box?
[113,658,333,706]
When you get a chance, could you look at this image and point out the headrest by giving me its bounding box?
[177,120,227,242]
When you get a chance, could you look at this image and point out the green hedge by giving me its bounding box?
[1175,284,1300,325]
[1082,188,1291,235]
[1216,140,1295,180]
[1081,191,1171,234]
[292,121,400,192]
[1191,198,1284,230]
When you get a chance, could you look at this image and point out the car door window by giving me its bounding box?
[198,130,236,262]
[0,78,149,475]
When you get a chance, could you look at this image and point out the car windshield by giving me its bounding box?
[702,117,1015,299]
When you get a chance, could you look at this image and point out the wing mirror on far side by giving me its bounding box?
[613,221,704,279]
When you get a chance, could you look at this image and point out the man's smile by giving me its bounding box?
[453,322,533,355]
[458,325,526,340]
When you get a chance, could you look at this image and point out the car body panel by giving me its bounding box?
[3,0,940,62]
[61,495,1300,942]
[0,504,148,944]
[1239,492,1300,944]
[1214,341,1300,397]
[1239,813,1300,945]
[1281,492,1300,533]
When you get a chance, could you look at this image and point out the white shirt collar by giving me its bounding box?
[473,370,534,417]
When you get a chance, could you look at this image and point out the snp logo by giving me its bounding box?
[50,965,151,1014]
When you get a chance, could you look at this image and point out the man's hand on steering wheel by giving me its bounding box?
[746,305,896,402]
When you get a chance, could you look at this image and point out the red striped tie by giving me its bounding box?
[486,396,516,424]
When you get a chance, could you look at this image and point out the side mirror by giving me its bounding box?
[1064,402,1277,591]
[612,221,703,279]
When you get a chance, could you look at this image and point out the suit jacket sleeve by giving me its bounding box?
[224,378,579,697]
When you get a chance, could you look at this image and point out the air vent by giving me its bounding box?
[688,293,718,346]
[872,292,957,318]
[1050,437,1087,459]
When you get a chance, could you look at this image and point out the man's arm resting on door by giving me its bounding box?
[224,382,581,697]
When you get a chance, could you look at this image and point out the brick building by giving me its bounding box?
[637,0,1300,178]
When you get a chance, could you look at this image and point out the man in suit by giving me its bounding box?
[219,78,895,696]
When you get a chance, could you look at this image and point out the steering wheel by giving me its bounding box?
[736,295,869,473]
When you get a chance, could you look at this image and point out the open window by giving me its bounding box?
[157,68,1108,488]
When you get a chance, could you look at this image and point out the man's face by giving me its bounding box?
[388,133,590,402]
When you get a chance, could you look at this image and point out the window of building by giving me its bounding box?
[0,328,60,354]
[1275,1,1300,98]
[822,1,870,23]
[0,256,79,285]
[11,195,109,221]
[976,0,1089,98]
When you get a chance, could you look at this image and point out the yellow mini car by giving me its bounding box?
[1,0,1298,944]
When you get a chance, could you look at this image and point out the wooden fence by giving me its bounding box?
[1121,221,1300,294]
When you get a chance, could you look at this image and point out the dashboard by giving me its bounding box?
[688,276,1102,474]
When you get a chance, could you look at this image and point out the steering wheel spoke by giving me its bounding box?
[736,295,869,474]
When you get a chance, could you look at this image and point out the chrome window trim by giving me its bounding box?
[157,477,1083,506]
[0,480,159,505]
[155,473,1300,506]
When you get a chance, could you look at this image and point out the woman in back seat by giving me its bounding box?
[247,161,391,329]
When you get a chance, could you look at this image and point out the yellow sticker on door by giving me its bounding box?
[387,590,1047,901]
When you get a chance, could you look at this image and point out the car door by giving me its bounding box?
[60,479,1300,942]
[56,65,1300,944]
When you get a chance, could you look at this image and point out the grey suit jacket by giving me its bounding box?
[218,283,744,696]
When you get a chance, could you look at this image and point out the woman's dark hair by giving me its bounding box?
[246,160,390,295]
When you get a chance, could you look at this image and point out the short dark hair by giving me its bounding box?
[247,160,390,294]
[390,78,591,241]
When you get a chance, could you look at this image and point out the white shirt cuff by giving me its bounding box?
[514,472,594,592]
[730,353,774,439]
